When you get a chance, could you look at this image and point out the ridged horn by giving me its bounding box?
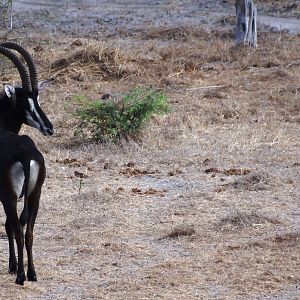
[0,46,32,92]
[0,42,38,91]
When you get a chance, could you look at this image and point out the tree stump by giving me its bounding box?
[235,0,257,47]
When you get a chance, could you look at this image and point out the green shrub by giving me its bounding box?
[74,87,170,142]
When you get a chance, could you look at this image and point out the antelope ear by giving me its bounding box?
[4,84,17,109]
[38,79,53,92]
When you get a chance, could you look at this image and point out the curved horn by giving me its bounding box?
[0,42,38,91]
[0,46,32,92]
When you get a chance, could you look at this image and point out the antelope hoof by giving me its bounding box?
[9,263,17,274]
[15,273,26,285]
[27,271,37,282]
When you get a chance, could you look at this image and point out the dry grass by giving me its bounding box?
[0,10,300,300]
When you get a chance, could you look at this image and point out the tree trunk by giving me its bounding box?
[0,0,13,31]
[235,0,257,47]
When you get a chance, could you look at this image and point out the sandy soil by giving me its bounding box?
[0,1,300,299]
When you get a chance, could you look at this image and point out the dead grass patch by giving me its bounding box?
[50,44,137,82]
[271,232,300,248]
[120,167,160,177]
[216,211,281,231]
[202,89,226,99]
[161,225,196,239]
[230,172,270,191]
[143,26,234,42]
[131,187,167,197]
[205,167,251,176]
[55,157,87,167]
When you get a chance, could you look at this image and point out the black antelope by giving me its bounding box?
[0,43,53,285]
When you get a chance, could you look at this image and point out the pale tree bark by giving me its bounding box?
[0,0,13,31]
[235,0,257,47]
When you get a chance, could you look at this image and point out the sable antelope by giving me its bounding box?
[0,43,53,285]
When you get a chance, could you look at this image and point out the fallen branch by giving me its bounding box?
[186,85,230,92]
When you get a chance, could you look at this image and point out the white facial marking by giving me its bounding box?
[26,97,46,132]
[9,162,25,197]
[25,110,41,129]
[28,97,35,112]
[9,160,40,198]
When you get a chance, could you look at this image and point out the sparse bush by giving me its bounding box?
[74,87,170,142]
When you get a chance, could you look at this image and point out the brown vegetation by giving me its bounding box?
[0,1,299,299]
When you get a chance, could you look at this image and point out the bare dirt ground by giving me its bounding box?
[0,0,300,299]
